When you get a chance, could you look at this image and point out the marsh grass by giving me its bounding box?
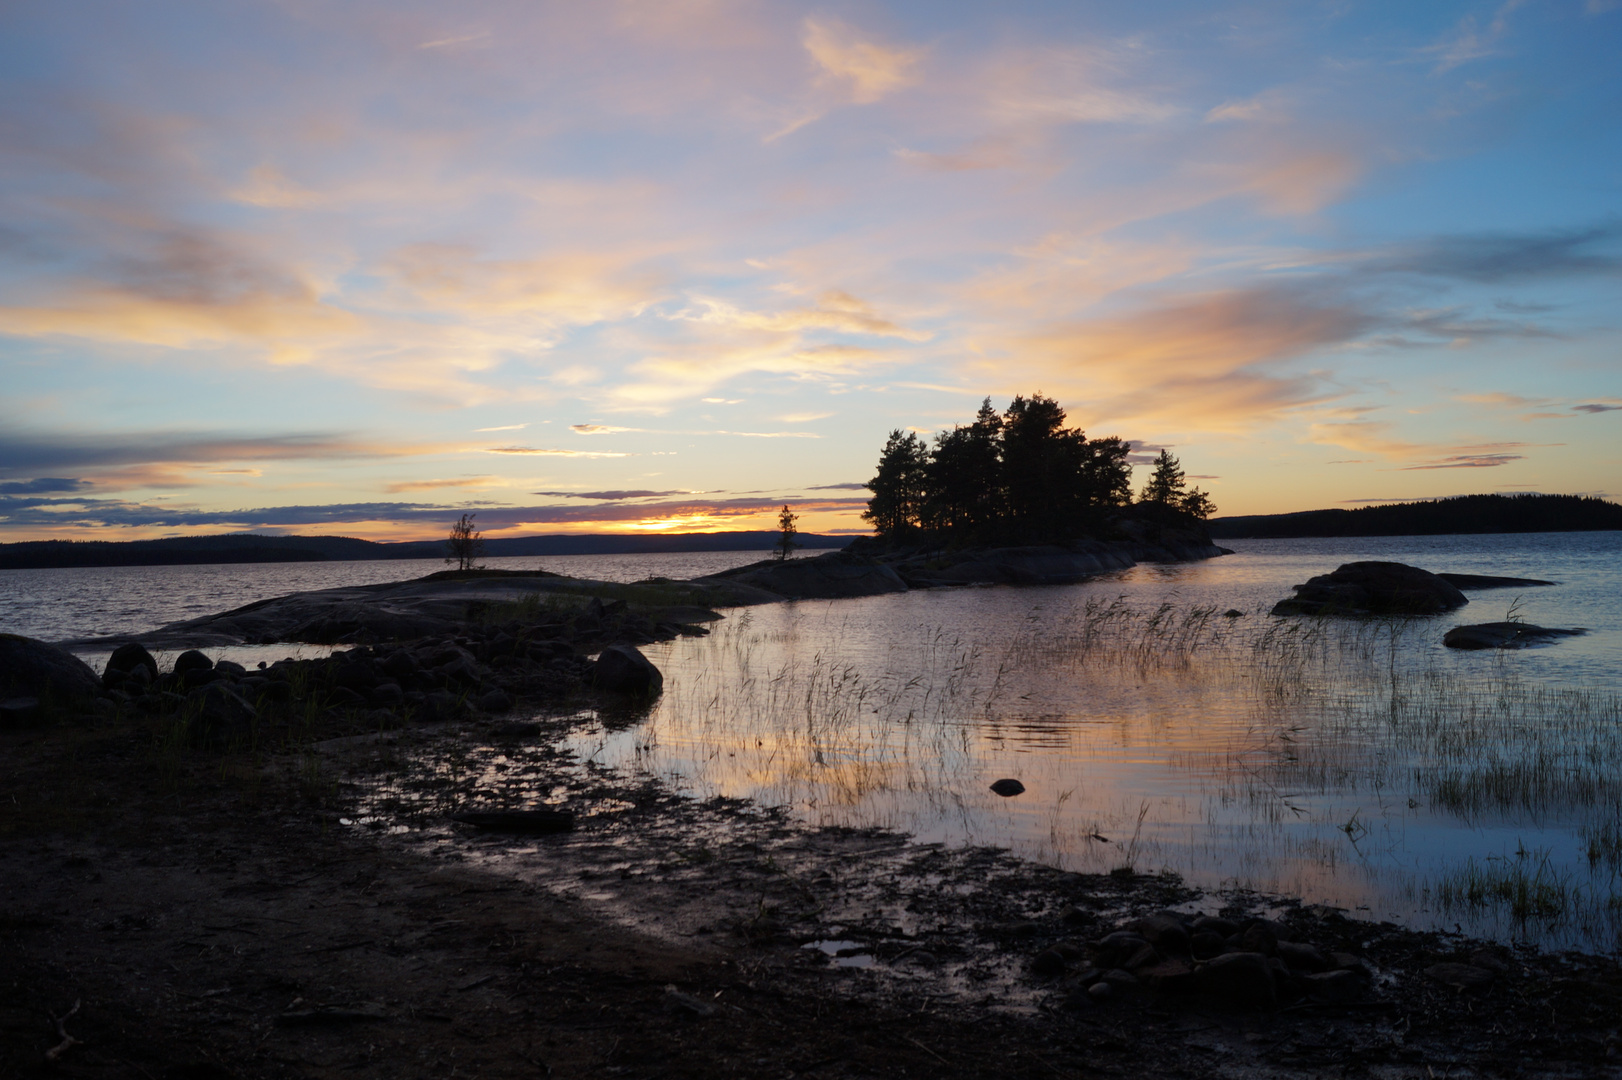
[1430,845,1576,928]
[581,594,1622,948]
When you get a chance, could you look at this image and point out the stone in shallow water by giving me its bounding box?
[1272,561,1467,617]
[1442,621,1585,650]
[989,778,1025,797]
[592,645,663,698]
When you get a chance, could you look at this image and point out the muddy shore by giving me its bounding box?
[5,571,1622,1078]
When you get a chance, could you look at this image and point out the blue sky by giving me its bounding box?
[1,0,1618,540]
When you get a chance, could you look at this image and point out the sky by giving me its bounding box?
[1,0,1618,542]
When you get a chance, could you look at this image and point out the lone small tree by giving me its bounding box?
[774,504,799,561]
[446,513,484,571]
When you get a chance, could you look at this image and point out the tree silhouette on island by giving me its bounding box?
[863,394,1213,547]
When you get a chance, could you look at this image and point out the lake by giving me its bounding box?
[5,532,1620,950]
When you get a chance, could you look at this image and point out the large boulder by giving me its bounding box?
[105,642,159,684]
[697,551,907,600]
[1272,562,1468,617]
[592,645,664,698]
[0,634,102,717]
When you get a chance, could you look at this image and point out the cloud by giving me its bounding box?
[1401,453,1524,470]
[383,477,503,493]
[418,31,492,50]
[1009,284,1367,429]
[0,431,411,480]
[894,137,1022,172]
[0,494,870,534]
[777,412,832,423]
[983,45,1179,127]
[1574,403,1622,414]
[1426,0,1525,73]
[532,489,696,500]
[571,424,638,434]
[801,17,923,105]
[483,446,633,458]
[673,291,929,341]
[475,424,526,432]
[0,478,89,495]
[807,482,868,490]
[1371,227,1622,282]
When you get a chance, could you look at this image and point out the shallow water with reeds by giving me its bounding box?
[560,532,1622,951]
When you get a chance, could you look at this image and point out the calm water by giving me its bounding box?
[6,533,1621,949]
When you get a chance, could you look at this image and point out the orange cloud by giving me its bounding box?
[802,17,924,104]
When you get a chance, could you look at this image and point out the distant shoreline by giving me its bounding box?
[1209,492,1621,539]
[0,530,853,571]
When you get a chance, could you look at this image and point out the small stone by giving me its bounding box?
[1031,949,1067,978]
[1197,952,1276,1010]
[1191,931,1227,960]
[105,642,159,683]
[1301,969,1363,1003]
[1133,913,1191,955]
[1139,958,1196,995]
[1424,962,1495,993]
[1099,969,1139,992]
[1061,906,1097,927]
[476,688,513,713]
[1277,941,1328,971]
[663,986,716,1018]
[1191,915,1239,937]
[327,686,366,707]
[214,660,248,680]
[1238,922,1278,957]
[1087,981,1113,1001]
[370,682,404,707]
[989,778,1025,797]
[173,649,214,677]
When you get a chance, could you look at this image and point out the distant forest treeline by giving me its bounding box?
[863,394,1211,545]
[0,531,850,570]
[1209,493,1622,538]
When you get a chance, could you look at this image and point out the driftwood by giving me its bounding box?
[45,999,80,1063]
[450,809,575,834]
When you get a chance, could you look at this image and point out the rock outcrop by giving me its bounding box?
[63,570,753,650]
[892,543,1136,587]
[1272,562,1469,617]
[1435,572,1556,590]
[1443,622,1586,650]
[696,551,908,600]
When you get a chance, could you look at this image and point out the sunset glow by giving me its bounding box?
[1,2,1618,542]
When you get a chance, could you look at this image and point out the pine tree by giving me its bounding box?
[1139,450,1186,508]
[862,430,928,538]
[774,505,799,561]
